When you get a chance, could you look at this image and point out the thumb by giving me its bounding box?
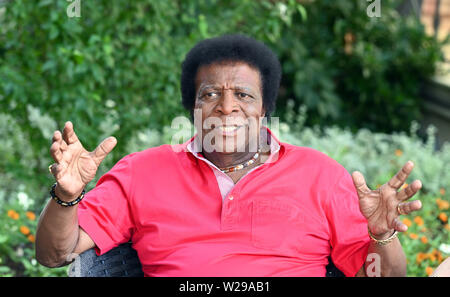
[92,136,117,166]
[351,171,371,196]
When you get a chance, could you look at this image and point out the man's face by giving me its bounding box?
[194,62,265,154]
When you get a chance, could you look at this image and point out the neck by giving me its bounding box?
[202,148,258,169]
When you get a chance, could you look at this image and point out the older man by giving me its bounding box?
[36,34,422,276]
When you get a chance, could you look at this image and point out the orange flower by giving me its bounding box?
[402,218,412,227]
[395,149,403,157]
[440,188,446,196]
[416,252,427,264]
[20,226,30,236]
[27,234,35,243]
[401,183,408,190]
[420,236,428,244]
[414,216,424,226]
[437,251,443,263]
[436,198,449,210]
[7,210,19,220]
[428,253,437,262]
[425,267,433,276]
[25,211,36,221]
[409,233,419,240]
[438,212,448,223]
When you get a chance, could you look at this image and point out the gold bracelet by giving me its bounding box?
[368,228,398,246]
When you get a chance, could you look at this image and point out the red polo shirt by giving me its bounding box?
[78,130,370,276]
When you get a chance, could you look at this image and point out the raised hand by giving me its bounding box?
[49,121,117,201]
[352,161,423,239]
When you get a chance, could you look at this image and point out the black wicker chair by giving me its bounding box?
[68,242,144,277]
[68,242,345,277]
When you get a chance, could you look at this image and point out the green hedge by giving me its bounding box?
[0,0,448,276]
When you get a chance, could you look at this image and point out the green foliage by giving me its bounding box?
[0,198,66,276]
[0,0,448,276]
[275,0,447,133]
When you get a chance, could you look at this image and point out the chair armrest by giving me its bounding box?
[68,242,144,277]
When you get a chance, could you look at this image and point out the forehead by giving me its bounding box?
[195,62,261,90]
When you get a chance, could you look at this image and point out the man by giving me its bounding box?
[36,34,422,276]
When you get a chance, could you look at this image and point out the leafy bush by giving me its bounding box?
[0,197,66,276]
[275,0,447,133]
[0,0,447,277]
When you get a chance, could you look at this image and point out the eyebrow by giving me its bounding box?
[197,84,256,95]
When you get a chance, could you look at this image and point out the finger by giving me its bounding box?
[92,136,117,166]
[60,137,68,151]
[52,130,62,143]
[398,200,422,215]
[50,141,63,163]
[62,121,80,145]
[393,217,408,232]
[52,129,68,152]
[387,161,414,190]
[397,179,422,201]
[50,163,66,179]
[351,171,371,196]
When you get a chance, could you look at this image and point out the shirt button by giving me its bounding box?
[228,195,234,201]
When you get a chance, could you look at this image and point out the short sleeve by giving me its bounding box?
[77,154,135,256]
[326,170,370,277]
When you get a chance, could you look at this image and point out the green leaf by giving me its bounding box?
[297,4,307,22]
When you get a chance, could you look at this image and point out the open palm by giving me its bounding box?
[49,121,117,200]
[352,161,423,238]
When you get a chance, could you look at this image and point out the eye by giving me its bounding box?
[204,92,219,99]
[237,92,251,99]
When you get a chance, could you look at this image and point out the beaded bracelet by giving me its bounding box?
[50,183,85,207]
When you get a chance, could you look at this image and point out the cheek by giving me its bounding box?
[194,100,210,118]
[195,104,217,131]
[242,102,264,119]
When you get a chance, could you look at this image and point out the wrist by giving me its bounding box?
[368,228,398,246]
[53,183,84,203]
[370,229,395,241]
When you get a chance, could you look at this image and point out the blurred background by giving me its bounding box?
[0,0,449,276]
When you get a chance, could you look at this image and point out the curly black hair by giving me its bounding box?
[180,34,282,119]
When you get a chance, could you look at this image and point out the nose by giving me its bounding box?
[216,90,239,115]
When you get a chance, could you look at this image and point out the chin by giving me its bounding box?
[211,139,247,154]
